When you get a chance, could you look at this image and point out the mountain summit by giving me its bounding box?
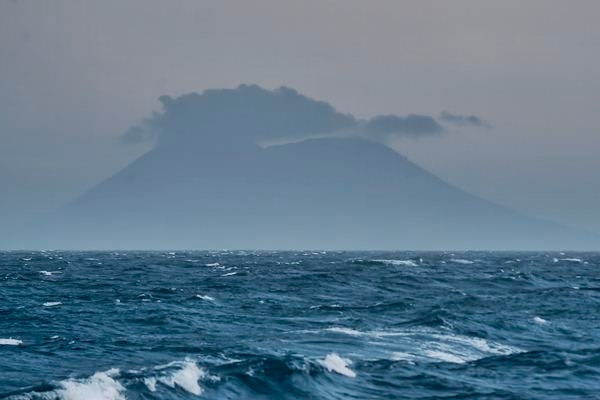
[19,85,596,249]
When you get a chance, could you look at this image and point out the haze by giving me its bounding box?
[1,0,599,239]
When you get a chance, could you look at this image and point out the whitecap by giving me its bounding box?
[319,353,356,378]
[391,333,523,365]
[561,258,583,263]
[317,327,522,365]
[424,350,467,364]
[144,377,157,392]
[325,327,363,336]
[372,259,418,267]
[221,272,237,277]
[43,302,62,307]
[0,338,22,345]
[429,333,519,357]
[39,271,53,276]
[195,294,215,301]
[390,352,417,362]
[322,327,405,338]
[57,368,125,400]
[450,259,474,264]
[205,262,220,267]
[14,359,212,399]
[157,359,206,395]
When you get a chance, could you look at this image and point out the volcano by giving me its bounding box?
[17,85,596,250]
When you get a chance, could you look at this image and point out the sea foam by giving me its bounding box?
[450,258,475,264]
[0,338,22,345]
[156,359,206,395]
[319,353,356,378]
[319,327,521,364]
[372,259,418,267]
[561,258,583,263]
[56,368,125,400]
[325,327,363,336]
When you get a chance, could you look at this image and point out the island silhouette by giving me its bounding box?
[15,85,595,250]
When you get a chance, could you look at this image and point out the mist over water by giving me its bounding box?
[2,250,600,399]
[6,85,595,251]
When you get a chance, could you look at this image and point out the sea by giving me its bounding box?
[1,250,599,399]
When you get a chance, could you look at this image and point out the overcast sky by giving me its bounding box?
[1,0,599,232]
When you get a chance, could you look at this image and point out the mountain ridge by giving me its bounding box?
[17,136,594,250]
[4,85,597,250]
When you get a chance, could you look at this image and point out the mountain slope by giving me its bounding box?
[7,84,596,250]
[26,136,594,250]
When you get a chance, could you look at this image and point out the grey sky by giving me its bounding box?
[1,0,599,232]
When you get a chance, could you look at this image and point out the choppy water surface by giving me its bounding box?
[1,251,600,399]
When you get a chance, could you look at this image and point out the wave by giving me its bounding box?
[325,327,363,336]
[151,358,207,395]
[322,326,522,364]
[195,294,215,301]
[0,338,22,346]
[449,258,475,264]
[7,359,209,400]
[319,353,356,378]
[3,251,598,399]
[372,259,418,267]
[351,259,419,267]
[9,368,126,400]
[563,258,583,262]
[58,368,125,400]
[6,353,367,400]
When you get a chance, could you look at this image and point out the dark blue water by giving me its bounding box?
[1,251,600,399]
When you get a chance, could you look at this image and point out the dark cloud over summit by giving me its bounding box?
[361,114,444,140]
[122,84,355,146]
[440,111,491,128]
[121,85,485,147]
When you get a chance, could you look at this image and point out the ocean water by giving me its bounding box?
[1,251,600,399]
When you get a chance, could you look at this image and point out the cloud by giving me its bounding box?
[119,123,159,144]
[123,84,356,147]
[360,114,444,140]
[121,84,480,147]
[439,111,491,128]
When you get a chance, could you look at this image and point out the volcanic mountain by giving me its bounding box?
[19,85,596,249]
